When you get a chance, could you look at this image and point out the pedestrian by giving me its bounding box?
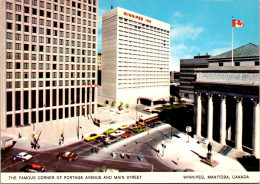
[121,152,125,159]
[208,142,212,153]
[59,138,61,146]
[140,154,143,162]
[112,150,116,158]
[81,134,84,139]
[96,147,99,154]
[62,136,64,144]
[127,152,131,159]
[18,133,22,139]
[31,141,34,148]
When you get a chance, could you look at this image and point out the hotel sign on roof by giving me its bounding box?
[123,12,152,23]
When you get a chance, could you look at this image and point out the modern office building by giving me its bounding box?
[193,43,259,157]
[1,0,98,131]
[100,7,170,105]
[179,54,209,100]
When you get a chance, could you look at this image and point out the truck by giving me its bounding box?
[1,136,14,150]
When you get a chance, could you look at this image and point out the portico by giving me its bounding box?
[193,43,259,157]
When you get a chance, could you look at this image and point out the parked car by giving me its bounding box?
[128,124,140,130]
[110,130,125,137]
[103,136,122,145]
[13,152,33,162]
[133,126,147,133]
[118,125,129,130]
[56,152,78,161]
[20,164,46,172]
[103,128,116,135]
[94,135,107,143]
[143,107,152,112]
[122,132,132,138]
[84,133,100,141]
[137,121,146,126]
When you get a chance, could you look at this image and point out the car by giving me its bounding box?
[143,107,152,112]
[128,124,140,130]
[103,128,116,135]
[137,121,146,126]
[56,152,78,161]
[94,135,107,143]
[148,123,155,128]
[20,164,46,172]
[84,133,100,141]
[103,136,122,145]
[118,125,129,130]
[110,130,125,137]
[13,152,33,162]
[133,126,147,133]
[122,132,132,138]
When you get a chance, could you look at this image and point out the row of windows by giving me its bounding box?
[7,52,97,61]
[7,22,96,34]
[6,71,96,79]
[6,1,97,16]
[118,84,169,89]
[6,12,96,26]
[6,88,96,111]
[6,79,96,88]
[7,42,96,51]
[6,104,95,128]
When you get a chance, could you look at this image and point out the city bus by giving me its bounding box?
[138,114,159,125]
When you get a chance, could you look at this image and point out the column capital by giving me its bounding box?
[219,95,226,100]
[234,96,243,103]
[206,93,213,99]
[195,92,201,97]
[251,98,259,105]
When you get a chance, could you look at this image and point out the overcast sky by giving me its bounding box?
[97,0,259,71]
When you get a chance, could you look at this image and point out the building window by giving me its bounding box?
[235,62,240,66]
[7,23,12,30]
[255,61,259,66]
[219,63,223,67]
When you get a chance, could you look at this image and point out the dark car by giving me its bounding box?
[56,152,78,161]
[95,135,106,143]
[20,164,46,172]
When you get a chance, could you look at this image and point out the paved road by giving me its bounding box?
[1,122,178,172]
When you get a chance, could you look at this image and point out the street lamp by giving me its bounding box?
[186,126,192,143]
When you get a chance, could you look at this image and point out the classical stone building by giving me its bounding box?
[194,43,259,157]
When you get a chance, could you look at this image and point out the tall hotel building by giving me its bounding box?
[101,7,170,105]
[0,0,98,131]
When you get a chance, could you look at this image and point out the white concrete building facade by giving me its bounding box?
[1,0,98,131]
[101,7,170,105]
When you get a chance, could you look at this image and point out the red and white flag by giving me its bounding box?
[232,19,244,27]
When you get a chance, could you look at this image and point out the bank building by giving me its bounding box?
[193,43,259,157]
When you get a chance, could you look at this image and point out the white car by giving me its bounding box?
[143,107,152,112]
[13,152,33,162]
[110,130,125,137]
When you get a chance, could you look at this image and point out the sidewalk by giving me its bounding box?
[1,105,139,152]
[152,132,248,172]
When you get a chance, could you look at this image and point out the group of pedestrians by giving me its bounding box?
[112,151,143,161]
[91,146,99,154]
[31,137,40,150]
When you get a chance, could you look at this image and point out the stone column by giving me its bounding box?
[234,97,243,151]
[219,95,227,145]
[206,93,213,141]
[195,92,202,137]
[251,99,260,158]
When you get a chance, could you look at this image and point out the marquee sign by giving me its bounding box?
[123,12,151,23]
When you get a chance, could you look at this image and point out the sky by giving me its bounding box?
[97,0,259,71]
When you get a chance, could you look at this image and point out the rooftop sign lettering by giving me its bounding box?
[123,12,151,23]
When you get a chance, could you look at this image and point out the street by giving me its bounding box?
[1,122,178,172]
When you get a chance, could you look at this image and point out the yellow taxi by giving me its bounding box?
[84,133,100,141]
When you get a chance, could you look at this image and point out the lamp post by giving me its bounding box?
[186,126,192,143]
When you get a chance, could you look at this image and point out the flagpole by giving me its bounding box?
[232,17,234,66]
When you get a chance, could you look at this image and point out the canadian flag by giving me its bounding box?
[232,19,244,27]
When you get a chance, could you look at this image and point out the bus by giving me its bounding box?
[138,114,159,125]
